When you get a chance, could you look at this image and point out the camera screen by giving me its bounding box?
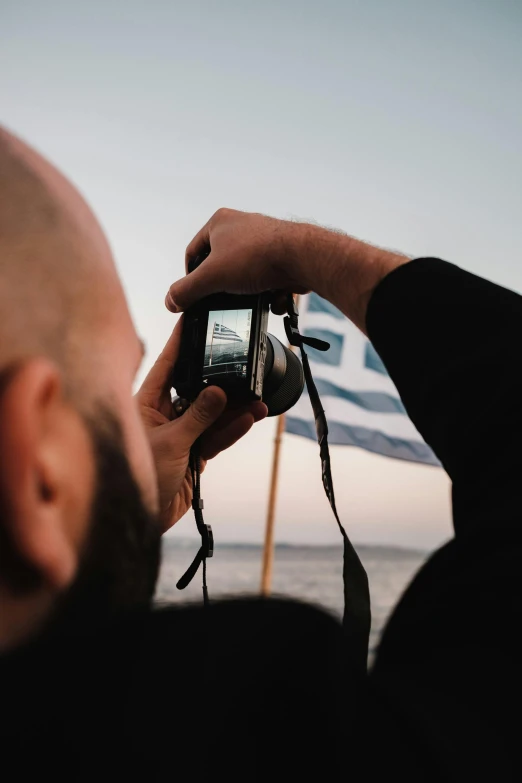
[203,309,252,380]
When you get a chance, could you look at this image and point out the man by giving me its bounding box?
[1,129,519,780]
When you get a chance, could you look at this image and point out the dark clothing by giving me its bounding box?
[2,258,520,780]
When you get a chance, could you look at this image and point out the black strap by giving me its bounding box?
[176,442,213,606]
[285,296,371,672]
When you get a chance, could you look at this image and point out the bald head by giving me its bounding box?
[0,129,156,642]
[0,127,124,398]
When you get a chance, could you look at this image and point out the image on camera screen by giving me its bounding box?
[203,309,252,380]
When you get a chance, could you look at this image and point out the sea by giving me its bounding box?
[155,539,429,658]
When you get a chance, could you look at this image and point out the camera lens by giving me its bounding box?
[263,334,304,416]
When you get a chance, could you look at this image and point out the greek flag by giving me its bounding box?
[285,294,439,466]
[213,323,243,342]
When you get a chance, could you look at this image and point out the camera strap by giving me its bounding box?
[176,443,213,607]
[284,296,371,672]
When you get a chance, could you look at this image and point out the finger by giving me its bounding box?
[199,403,266,438]
[270,290,290,315]
[165,260,228,313]
[185,219,212,273]
[173,386,227,450]
[212,401,268,426]
[247,401,268,422]
[199,411,255,461]
[136,317,183,408]
[199,403,267,460]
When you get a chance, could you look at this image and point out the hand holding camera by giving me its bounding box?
[165,208,313,314]
[135,320,266,532]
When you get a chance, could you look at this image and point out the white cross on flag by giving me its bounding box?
[212,323,243,342]
[285,293,439,466]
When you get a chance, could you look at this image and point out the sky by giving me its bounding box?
[2,0,522,550]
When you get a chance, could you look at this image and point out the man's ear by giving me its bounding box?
[0,359,95,592]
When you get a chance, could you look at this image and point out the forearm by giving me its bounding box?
[293,224,411,334]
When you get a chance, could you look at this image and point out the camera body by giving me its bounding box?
[172,254,305,416]
[172,290,271,404]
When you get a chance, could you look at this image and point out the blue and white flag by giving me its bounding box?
[286,294,439,466]
[212,323,243,342]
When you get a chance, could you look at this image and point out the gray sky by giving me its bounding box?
[2,0,521,549]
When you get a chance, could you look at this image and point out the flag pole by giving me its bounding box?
[260,295,300,596]
[260,412,286,595]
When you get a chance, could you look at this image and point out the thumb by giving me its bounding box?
[174,386,227,449]
[165,263,224,313]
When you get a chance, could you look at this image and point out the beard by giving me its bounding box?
[46,406,162,638]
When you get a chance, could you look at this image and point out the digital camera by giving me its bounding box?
[171,252,304,416]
